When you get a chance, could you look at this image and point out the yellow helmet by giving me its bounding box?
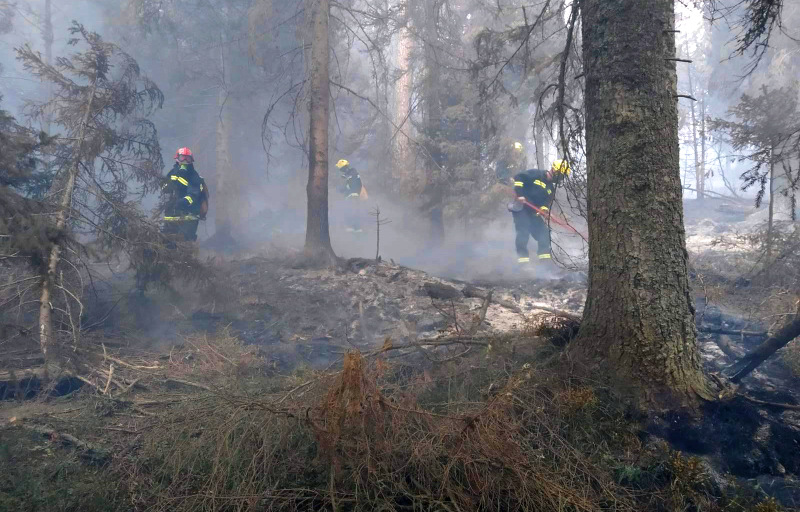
[336,159,350,169]
[551,159,570,175]
[513,141,524,151]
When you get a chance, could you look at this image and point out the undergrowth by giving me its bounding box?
[1,332,792,512]
[119,340,788,512]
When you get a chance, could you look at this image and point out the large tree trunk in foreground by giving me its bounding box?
[39,76,98,367]
[573,0,713,406]
[304,0,335,262]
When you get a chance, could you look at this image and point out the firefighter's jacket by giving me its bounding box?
[163,163,206,220]
[339,166,363,198]
[512,169,555,211]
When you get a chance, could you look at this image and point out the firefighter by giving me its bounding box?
[161,147,209,242]
[496,140,527,182]
[508,159,570,265]
[335,159,368,232]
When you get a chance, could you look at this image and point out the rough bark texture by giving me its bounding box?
[39,76,98,366]
[574,0,713,406]
[392,25,415,193]
[304,0,336,262]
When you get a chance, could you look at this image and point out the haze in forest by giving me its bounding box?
[2,0,795,280]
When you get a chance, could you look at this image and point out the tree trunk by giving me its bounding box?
[699,96,706,199]
[422,0,444,245]
[215,88,235,241]
[687,50,703,202]
[43,0,53,133]
[766,150,775,277]
[392,24,415,195]
[304,0,336,262]
[39,76,98,367]
[534,119,548,169]
[214,34,238,243]
[772,141,797,221]
[573,0,713,406]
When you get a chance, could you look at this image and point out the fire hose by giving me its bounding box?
[506,188,587,241]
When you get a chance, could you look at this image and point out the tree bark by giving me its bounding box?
[730,316,800,383]
[304,0,336,262]
[215,87,235,240]
[573,0,713,406]
[392,25,415,194]
[39,75,98,367]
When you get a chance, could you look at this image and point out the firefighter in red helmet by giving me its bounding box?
[161,147,209,242]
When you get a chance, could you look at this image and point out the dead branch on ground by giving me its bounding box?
[729,315,800,383]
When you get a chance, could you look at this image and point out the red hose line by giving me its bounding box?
[505,187,587,240]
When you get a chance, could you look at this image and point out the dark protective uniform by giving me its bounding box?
[161,162,206,242]
[338,165,365,232]
[338,165,363,198]
[511,169,554,262]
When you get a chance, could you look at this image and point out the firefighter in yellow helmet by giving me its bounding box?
[335,159,368,232]
[508,159,570,265]
[496,140,528,181]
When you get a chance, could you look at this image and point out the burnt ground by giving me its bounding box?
[108,254,587,370]
[80,248,800,507]
[2,197,800,508]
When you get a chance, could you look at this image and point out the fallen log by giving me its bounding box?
[729,316,800,383]
[165,378,213,392]
[698,327,767,338]
[712,334,746,360]
[16,422,110,464]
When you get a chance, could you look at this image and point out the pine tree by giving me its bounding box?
[16,22,164,366]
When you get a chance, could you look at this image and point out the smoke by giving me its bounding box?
[1,0,795,283]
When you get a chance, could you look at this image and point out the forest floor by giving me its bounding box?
[1,198,800,511]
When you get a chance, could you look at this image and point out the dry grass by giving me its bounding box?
[1,330,790,512]
[109,341,785,512]
[130,351,639,511]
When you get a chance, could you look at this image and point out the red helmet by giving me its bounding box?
[175,147,194,164]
